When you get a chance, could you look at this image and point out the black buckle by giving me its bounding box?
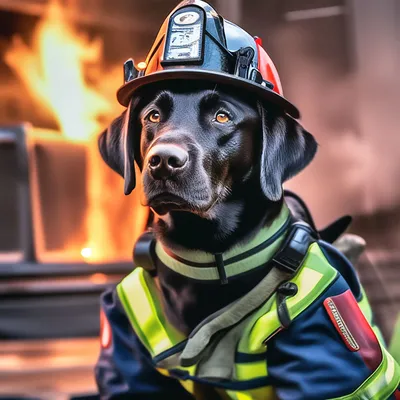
[214,253,228,285]
[133,231,157,274]
[235,47,255,79]
[272,256,300,275]
[272,222,316,276]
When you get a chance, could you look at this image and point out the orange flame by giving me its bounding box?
[4,0,148,262]
[4,1,117,141]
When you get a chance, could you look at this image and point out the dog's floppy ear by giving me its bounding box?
[98,110,126,176]
[98,97,141,195]
[257,102,318,201]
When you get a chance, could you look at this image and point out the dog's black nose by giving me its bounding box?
[147,144,189,180]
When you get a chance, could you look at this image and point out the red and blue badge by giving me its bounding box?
[324,290,383,371]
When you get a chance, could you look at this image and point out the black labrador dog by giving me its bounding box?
[99,81,317,253]
[98,81,317,333]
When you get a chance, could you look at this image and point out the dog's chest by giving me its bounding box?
[155,255,270,335]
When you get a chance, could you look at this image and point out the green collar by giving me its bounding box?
[155,204,291,282]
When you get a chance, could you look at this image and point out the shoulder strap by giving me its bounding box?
[178,222,317,367]
[271,220,316,274]
[271,221,317,328]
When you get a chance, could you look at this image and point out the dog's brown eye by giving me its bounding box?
[216,112,230,123]
[148,111,160,123]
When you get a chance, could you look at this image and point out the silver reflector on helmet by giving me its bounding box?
[163,7,205,64]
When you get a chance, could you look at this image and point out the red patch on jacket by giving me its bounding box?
[323,290,382,371]
[100,309,112,349]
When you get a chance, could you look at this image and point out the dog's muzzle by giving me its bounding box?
[142,137,213,213]
[146,143,189,181]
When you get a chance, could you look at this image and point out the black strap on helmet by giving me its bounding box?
[234,47,254,79]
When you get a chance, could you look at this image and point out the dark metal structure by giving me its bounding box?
[0,125,133,339]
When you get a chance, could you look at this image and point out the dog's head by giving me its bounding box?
[99,81,317,217]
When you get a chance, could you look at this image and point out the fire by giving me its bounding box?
[4,0,148,262]
[4,1,116,142]
[81,247,93,259]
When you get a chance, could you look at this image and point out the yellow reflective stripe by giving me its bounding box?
[237,295,277,355]
[328,348,400,400]
[155,232,287,280]
[175,364,197,377]
[179,379,195,395]
[358,286,386,345]
[141,270,186,346]
[240,243,337,354]
[358,286,373,322]
[117,268,185,357]
[226,386,277,400]
[118,270,170,355]
[154,205,290,280]
[157,204,289,264]
[117,274,152,352]
[235,360,267,380]
[157,368,170,377]
[389,313,400,364]
[136,272,172,355]
[288,243,337,317]
[287,266,323,315]
[243,268,322,352]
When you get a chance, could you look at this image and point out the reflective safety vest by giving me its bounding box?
[117,242,400,400]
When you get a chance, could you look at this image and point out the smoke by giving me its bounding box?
[270,19,400,226]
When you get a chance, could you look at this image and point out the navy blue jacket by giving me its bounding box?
[95,243,400,399]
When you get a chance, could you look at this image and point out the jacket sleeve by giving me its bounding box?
[266,274,400,400]
[94,288,194,400]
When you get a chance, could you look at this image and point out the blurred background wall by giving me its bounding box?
[0,0,398,398]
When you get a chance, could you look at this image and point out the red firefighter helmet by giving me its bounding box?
[117,0,299,119]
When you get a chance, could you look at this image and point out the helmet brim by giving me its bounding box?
[116,69,300,119]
